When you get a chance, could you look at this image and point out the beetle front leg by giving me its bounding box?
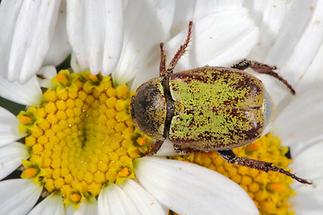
[218,149,312,185]
[232,59,296,95]
[147,140,164,155]
[167,21,193,74]
[159,43,167,77]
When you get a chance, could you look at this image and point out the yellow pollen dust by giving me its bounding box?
[174,133,295,215]
[18,70,151,206]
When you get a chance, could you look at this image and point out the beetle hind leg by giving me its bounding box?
[232,59,296,95]
[218,149,312,185]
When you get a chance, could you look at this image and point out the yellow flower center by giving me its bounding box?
[18,70,151,206]
[175,133,295,215]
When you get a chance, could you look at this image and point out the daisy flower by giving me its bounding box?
[0,0,261,214]
[0,0,322,215]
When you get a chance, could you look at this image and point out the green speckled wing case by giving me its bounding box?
[168,66,265,151]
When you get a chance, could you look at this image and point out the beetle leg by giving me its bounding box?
[232,59,296,95]
[159,43,167,77]
[147,140,164,155]
[218,149,312,185]
[166,21,193,74]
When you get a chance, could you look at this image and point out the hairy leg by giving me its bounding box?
[147,140,164,155]
[218,149,312,184]
[232,59,296,95]
[166,21,193,75]
[159,43,167,77]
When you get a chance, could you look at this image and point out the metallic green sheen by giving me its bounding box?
[168,66,265,151]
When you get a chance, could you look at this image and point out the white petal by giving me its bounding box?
[121,179,166,215]
[0,179,42,215]
[114,0,175,85]
[301,42,323,85]
[155,140,177,157]
[43,0,71,66]
[171,0,244,37]
[264,0,316,67]
[0,75,42,106]
[28,194,64,215]
[272,86,323,155]
[0,107,22,146]
[98,184,141,215]
[280,1,323,84]
[291,178,323,215]
[37,66,57,88]
[245,0,290,60]
[135,157,258,215]
[0,142,28,180]
[290,141,323,180]
[168,9,258,68]
[102,0,124,75]
[8,0,62,82]
[0,0,24,78]
[71,53,82,73]
[73,200,98,215]
[67,0,124,74]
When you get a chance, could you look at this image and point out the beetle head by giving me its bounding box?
[130,78,166,140]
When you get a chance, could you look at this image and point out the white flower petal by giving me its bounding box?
[0,75,42,106]
[8,0,61,82]
[301,42,323,85]
[0,0,24,78]
[0,142,28,180]
[67,0,124,74]
[0,107,22,146]
[71,53,82,73]
[171,0,244,37]
[291,178,323,215]
[121,179,166,215]
[194,0,243,19]
[166,8,259,71]
[135,157,258,215]
[37,66,57,88]
[114,0,175,85]
[155,139,177,157]
[28,194,64,215]
[73,200,98,215]
[0,179,42,215]
[102,0,124,75]
[273,86,323,154]
[280,1,323,84]
[43,0,71,66]
[264,1,315,67]
[290,141,323,180]
[245,0,290,60]
[98,184,141,215]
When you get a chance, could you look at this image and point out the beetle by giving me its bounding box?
[131,21,311,184]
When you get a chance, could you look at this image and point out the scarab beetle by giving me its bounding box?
[131,21,311,184]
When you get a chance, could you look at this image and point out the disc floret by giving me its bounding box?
[19,70,151,205]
